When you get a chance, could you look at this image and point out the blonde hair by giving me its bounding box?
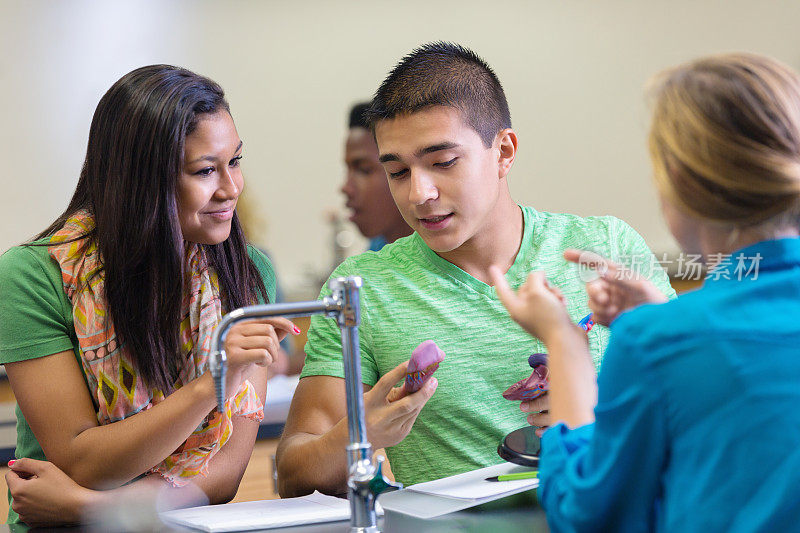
[648,53,800,230]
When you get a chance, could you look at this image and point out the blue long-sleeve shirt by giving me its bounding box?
[539,238,800,532]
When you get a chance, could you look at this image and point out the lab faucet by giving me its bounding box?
[208,276,400,532]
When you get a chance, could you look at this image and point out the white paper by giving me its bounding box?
[407,462,538,501]
[159,491,350,532]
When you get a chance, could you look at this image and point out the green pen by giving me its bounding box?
[485,471,539,482]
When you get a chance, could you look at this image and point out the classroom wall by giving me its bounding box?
[2,0,799,298]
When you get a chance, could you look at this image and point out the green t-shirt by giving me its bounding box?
[301,206,675,486]
[0,241,276,524]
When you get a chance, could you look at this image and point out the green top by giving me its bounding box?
[301,206,675,486]
[0,240,276,524]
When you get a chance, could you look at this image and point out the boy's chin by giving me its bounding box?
[418,233,464,254]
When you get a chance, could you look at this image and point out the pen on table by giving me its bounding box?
[485,471,539,482]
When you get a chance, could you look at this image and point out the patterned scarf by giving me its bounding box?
[48,210,263,486]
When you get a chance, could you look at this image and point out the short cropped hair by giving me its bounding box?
[366,42,511,147]
[348,102,371,129]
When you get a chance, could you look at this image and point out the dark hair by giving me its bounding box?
[34,65,268,393]
[366,42,512,147]
[348,102,371,129]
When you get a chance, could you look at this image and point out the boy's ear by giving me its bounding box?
[496,128,518,179]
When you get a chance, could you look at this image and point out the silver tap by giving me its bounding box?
[208,276,401,532]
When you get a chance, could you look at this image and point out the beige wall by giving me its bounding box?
[2,0,799,297]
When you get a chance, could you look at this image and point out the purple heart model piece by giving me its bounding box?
[503,353,549,401]
[405,340,445,393]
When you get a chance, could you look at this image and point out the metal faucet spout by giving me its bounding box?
[207,276,400,532]
[209,297,342,409]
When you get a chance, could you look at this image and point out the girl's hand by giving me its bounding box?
[6,458,208,528]
[222,318,298,398]
[6,458,93,527]
[564,249,668,326]
[490,267,573,344]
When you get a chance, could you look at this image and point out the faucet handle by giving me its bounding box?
[345,455,400,531]
[368,455,403,496]
[346,453,402,497]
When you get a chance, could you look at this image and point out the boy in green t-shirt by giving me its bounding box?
[276,42,674,496]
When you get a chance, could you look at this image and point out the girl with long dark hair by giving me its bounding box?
[0,65,296,525]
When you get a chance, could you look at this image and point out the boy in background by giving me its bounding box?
[342,102,412,250]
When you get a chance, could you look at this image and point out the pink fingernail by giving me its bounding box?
[7,460,15,467]
[293,325,301,335]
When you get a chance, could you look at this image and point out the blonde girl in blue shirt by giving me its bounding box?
[493,53,800,532]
